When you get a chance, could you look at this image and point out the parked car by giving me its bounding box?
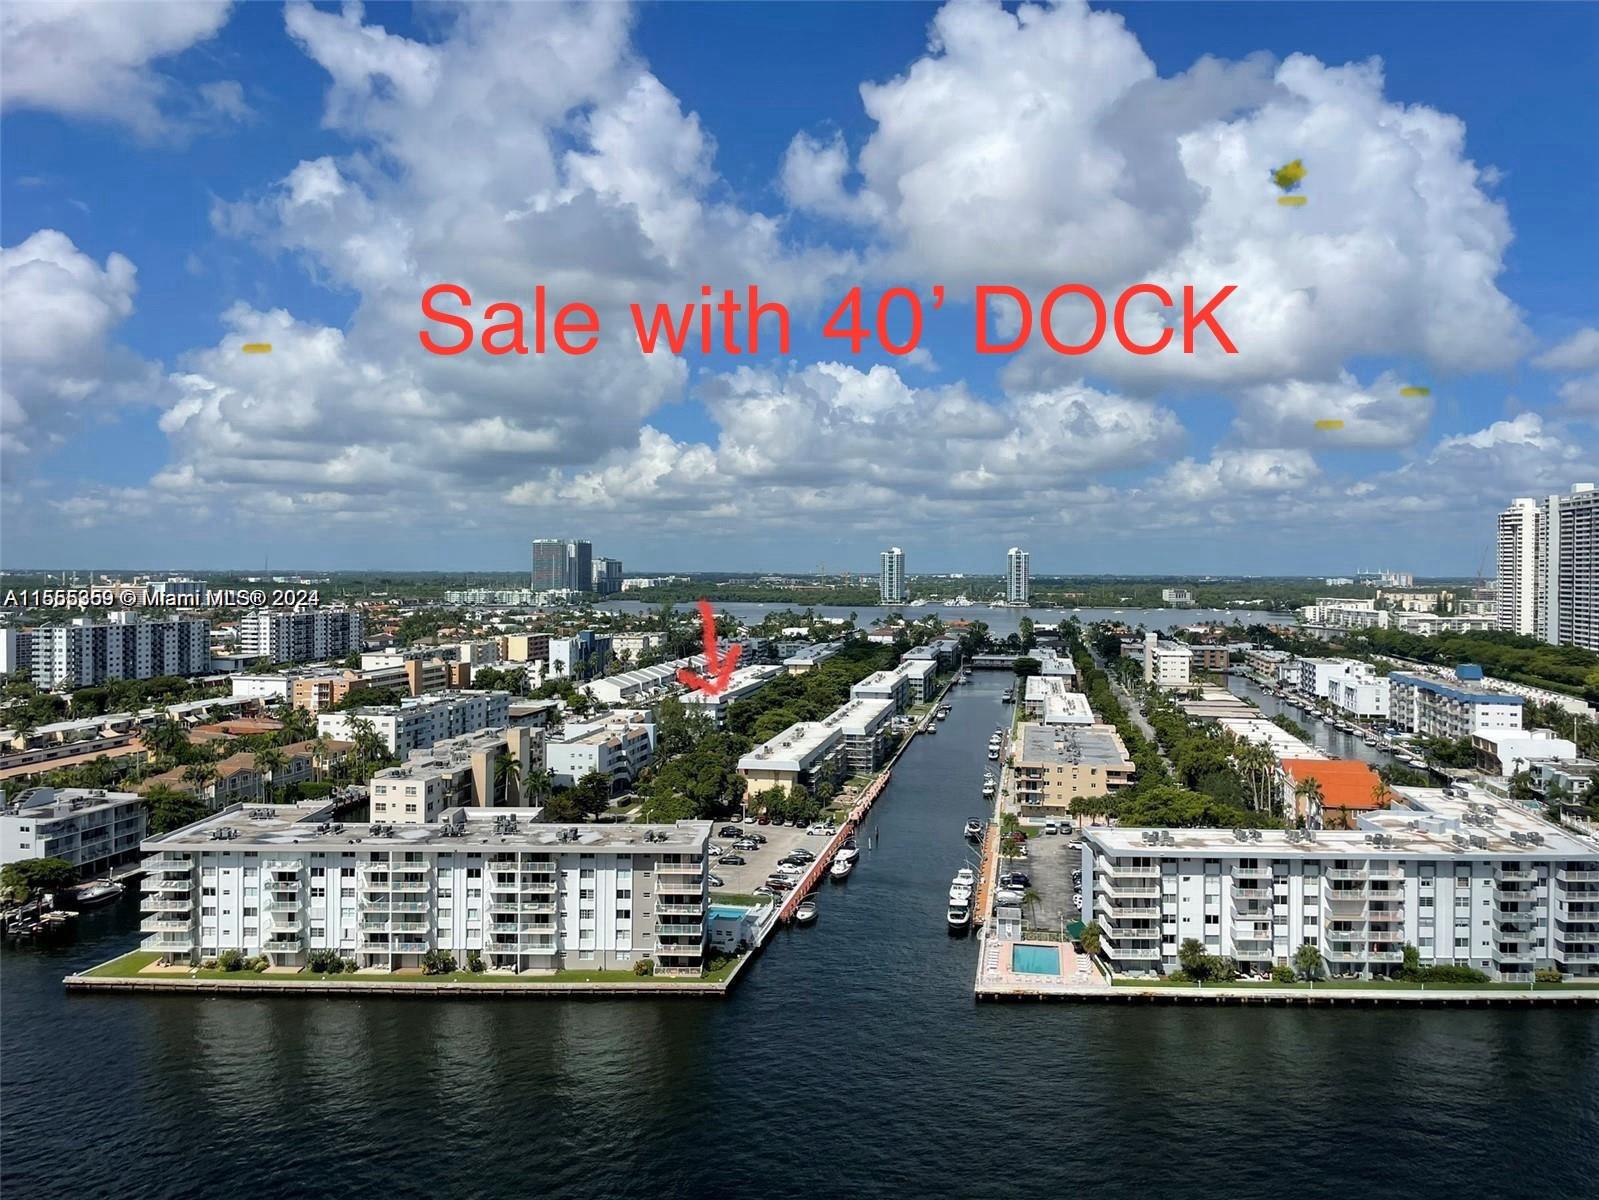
[707,844,724,857]
[1043,822,1059,835]
[806,822,835,835]
[752,885,778,899]
[776,863,807,878]
[707,873,724,888]
[764,876,796,892]
[734,839,761,852]
[757,814,771,825]
[778,855,808,868]
[743,814,758,824]
[1001,871,1031,889]
[788,848,817,862]
[746,832,768,844]
[718,854,747,866]
[719,825,742,838]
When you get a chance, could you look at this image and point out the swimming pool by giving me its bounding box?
[706,905,749,921]
[1012,944,1061,975]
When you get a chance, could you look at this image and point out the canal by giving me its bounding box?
[3,674,1596,1198]
[1228,672,1403,768]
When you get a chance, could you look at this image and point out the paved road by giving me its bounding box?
[1089,648,1170,769]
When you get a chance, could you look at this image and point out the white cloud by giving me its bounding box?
[0,1,239,137]
[1229,371,1432,449]
[787,0,1529,392]
[1533,327,1599,373]
[0,230,164,466]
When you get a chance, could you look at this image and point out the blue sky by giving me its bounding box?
[2,0,1596,576]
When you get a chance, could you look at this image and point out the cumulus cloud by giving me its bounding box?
[787,0,1529,393]
[0,1,240,137]
[1533,328,1599,373]
[1229,371,1432,449]
[1,230,165,467]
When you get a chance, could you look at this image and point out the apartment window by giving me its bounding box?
[243,907,258,917]
[467,867,480,878]
[312,887,326,899]
[202,906,217,917]
[617,889,631,900]
[311,866,325,878]
[202,886,216,897]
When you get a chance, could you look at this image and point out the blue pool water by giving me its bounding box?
[707,905,748,920]
[1013,944,1061,975]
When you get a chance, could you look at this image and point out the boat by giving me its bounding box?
[829,856,855,880]
[987,749,1000,760]
[964,819,983,840]
[834,840,860,864]
[981,780,996,799]
[794,900,818,925]
[71,880,124,908]
[925,722,938,734]
[946,902,971,930]
[1363,735,1379,746]
[953,866,976,890]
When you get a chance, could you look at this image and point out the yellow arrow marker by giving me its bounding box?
[1400,385,1430,397]
[1315,419,1345,431]
[1277,195,1308,207]
[242,343,273,354]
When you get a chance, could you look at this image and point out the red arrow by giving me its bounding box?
[676,599,741,696]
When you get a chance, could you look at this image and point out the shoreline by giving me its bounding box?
[976,980,1599,1006]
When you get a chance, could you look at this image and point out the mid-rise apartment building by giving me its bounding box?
[1327,664,1390,719]
[1011,722,1135,817]
[1084,787,1599,981]
[545,716,655,789]
[317,691,511,756]
[1387,668,1523,740]
[21,614,210,687]
[548,631,612,678]
[1161,587,1193,606]
[238,608,364,665]
[1006,547,1031,605]
[738,721,844,794]
[1141,633,1192,688]
[850,669,911,713]
[370,727,541,823]
[139,802,711,975]
[1,787,147,875]
[833,697,896,773]
[1023,676,1094,725]
[879,547,907,605]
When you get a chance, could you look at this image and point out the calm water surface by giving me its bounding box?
[4,675,1596,1199]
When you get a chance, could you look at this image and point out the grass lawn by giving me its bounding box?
[1111,976,1598,992]
[82,949,744,986]
[709,892,770,908]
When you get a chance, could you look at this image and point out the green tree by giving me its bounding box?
[1177,938,1208,978]
[1080,920,1103,956]
[572,771,614,819]
[494,751,523,806]
[144,785,210,834]
[1012,656,1042,679]
[541,790,584,823]
[254,746,286,801]
[1018,617,1036,652]
[1293,942,1324,981]
[1,857,77,903]
[140,717,189,763]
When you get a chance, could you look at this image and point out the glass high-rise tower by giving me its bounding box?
[532,539,594,592]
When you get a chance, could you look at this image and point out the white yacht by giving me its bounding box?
[829,856,855,880]
[963,818,984,839]
[953,866,976,890]
[946,902,971,930]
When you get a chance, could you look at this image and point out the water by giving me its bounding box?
[4,674,1596,1199]
[606,601,1274,640]
[1228,673,1401,768]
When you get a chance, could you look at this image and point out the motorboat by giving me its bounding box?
[946,903,971,930]
[71,880,124,908]
[794,900,818,925]
[834,839,860,864]
[963,819,984,840]
[953,867,976,890]
[981,779,997,799]
[829,856,855,880]
[987,749,1000,761]
[925,722,938,734]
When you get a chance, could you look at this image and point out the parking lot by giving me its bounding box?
[703,820,838,897]
[1000,826,1083,934]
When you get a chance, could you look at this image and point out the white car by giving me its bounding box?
[776,862,807,878]
[806,822,835,836]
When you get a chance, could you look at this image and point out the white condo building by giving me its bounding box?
[1006,547,1031,605]
[1084,787,1599,981]
[20,614,209,687]
[1387,671,1522,740]
[138,802,712,975]
[238,608,364,665]
[2,787,148,875]
[1497,485,1599,652]
[317,691,511,756]
[880,547,907,605]
[1142,632,1192,688]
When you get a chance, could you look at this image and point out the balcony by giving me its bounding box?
[489,901,556,915]
[1231,885,1273,900]
[1098,898,1162,919]
[1104,863,1160,879]
[140,914,193,934]
[362,879,430,894]
[1366,907,1404,924]
[1325,868,1368,881]
[266,877,302,892]
[1557,868,1599,885]
[1366,948,1404,962]
[264,934,305,950]
[142,854,192,871]
[142,874,193,893]
[1492,945,1536,964]
[1556,950,1599,964]
[363,919,430,934]
[361,898,429,913]
[654,902,704,916]
[1101,941,1161,960]
[265,899,301,913]
[1099,878,1161,898]
[267,910,302,930]
[657,861,707,878]
[657,923,705,939]
[1494,866,1538,885]
[1323,890,1369,909]
[1232,866,1272,879]
[141,934,195,954]
[143,897,190,912]
[488,919,552,934]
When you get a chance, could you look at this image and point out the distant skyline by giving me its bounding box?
[3,1,1596,572]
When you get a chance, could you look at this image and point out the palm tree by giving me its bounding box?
[280,706,315,743]
[494,751,524,807]
[141,717,188,764]
[522,767,555,809]
[1293,776,1325,824]
[182,762,217,803]
[255,746,286,802]
[309,734,332,781]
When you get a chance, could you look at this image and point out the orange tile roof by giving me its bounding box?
[1280,758,1387,810]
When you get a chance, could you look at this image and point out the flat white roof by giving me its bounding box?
[1218,717,1325,760]
[738,721,842,772]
